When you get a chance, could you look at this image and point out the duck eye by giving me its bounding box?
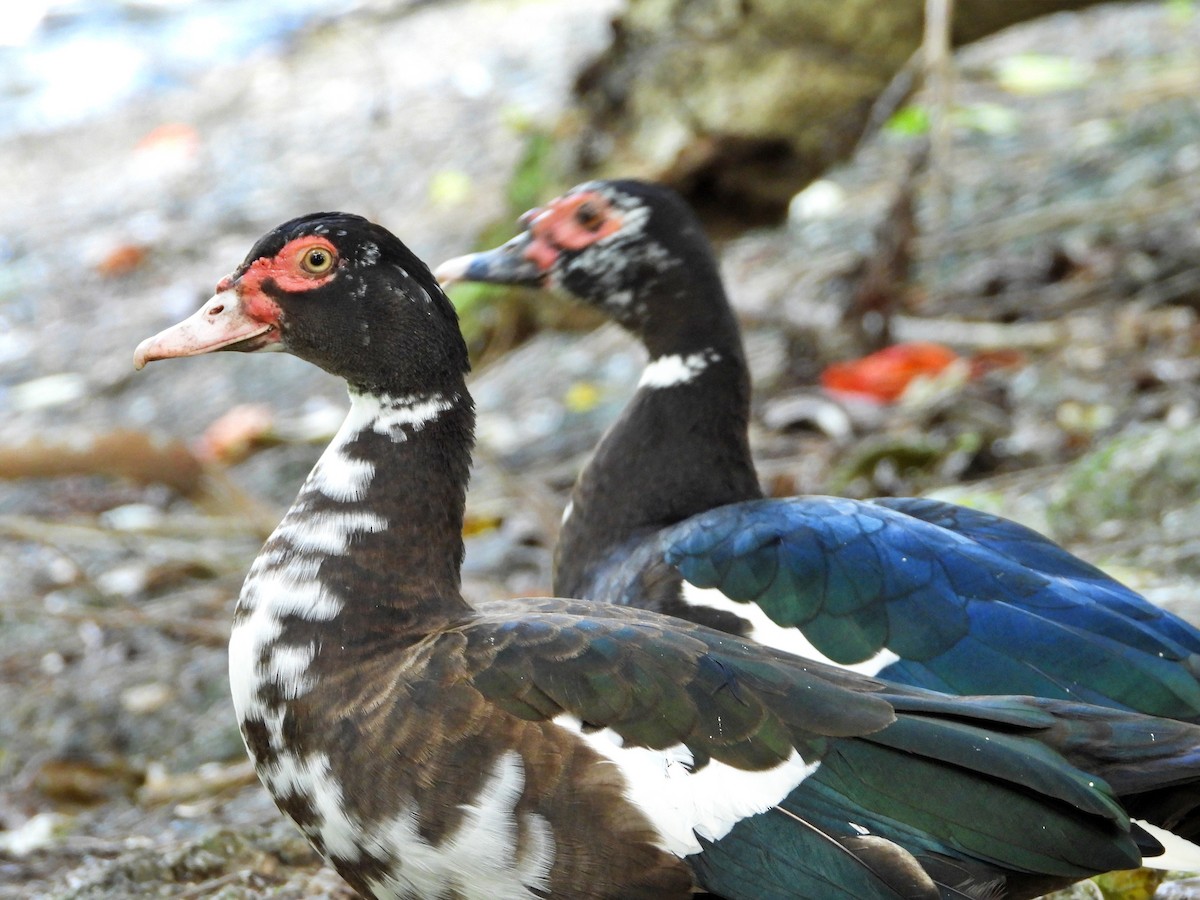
[300,246,335,274]
[574,201,606,232]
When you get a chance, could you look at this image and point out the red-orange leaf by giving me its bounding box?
[821,342,961,404]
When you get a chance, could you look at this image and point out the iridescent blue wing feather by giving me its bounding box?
[660,497,1200,721]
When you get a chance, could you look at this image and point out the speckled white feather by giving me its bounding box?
[261,749,362,859]
[229,574,343,720]
[272,510,387,555]
[266,643,317,700]
[373,395,453,439]
[232,390,554,898]
[232,391,454,727]
[552,714,818,857]
[359,241,380,266]
[364,752,555,900]
[681,584,901,677]
[306,450,374,502]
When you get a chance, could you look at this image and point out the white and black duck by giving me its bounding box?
[436,179,1200,730]
[136,212,1200,899]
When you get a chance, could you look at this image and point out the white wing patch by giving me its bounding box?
[681,584,901,677]
[1136,820,1200,871]
[552,714,818,857]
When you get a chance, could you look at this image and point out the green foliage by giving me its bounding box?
[428,169,473,207]
[1092,868,1166,899]
[1041,868,1167,900]
[1048,424,1200,546]
[884,104,929,137]
[506,127,559,215]
[953,102,1020,137]
[826,435,945,495]
[1166,0,1195,25]
[446,126,571,354]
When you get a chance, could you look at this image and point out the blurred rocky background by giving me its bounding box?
[1,1,1199,896]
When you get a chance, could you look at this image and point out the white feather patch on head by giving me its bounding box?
[681,584,901,677]
[552,714,819,857]
[359,241,380,266]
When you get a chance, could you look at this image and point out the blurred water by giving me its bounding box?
[0,0,371,137]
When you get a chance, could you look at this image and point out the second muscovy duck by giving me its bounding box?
[135,212,1200,898]
[436,179,1200,723]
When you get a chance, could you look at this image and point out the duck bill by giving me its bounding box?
[434,231,549,288]
[134,290,279,370]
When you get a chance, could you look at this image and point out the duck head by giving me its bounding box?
[435,180,732,355]
[135,212,469,396]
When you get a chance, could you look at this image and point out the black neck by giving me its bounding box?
[248,388,476,648]
[339,392,474,631]
[554,340,762,599]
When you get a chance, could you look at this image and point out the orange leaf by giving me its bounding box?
[821,342,961,404]
[135,122,200,158]
[195,404,276,464]
[97,244,148,277]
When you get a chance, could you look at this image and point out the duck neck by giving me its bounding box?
[554,322,762,600]
[236,388,475,662]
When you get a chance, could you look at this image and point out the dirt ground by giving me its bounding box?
[1,1,1199,897]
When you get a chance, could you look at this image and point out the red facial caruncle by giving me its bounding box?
[240,234,340,295]
[522,192,623,272]
[132,235,341,369]
[228,234,341,324]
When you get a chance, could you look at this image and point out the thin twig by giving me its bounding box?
[922,0,956,234]
[855,49,921,153]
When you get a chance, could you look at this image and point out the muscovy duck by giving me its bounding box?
[134,213,1200,900]
[435,179,1200,725]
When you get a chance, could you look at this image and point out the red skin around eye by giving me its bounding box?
[525,192,623,271]
[231,235,339,323]
[239,235,339,294]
